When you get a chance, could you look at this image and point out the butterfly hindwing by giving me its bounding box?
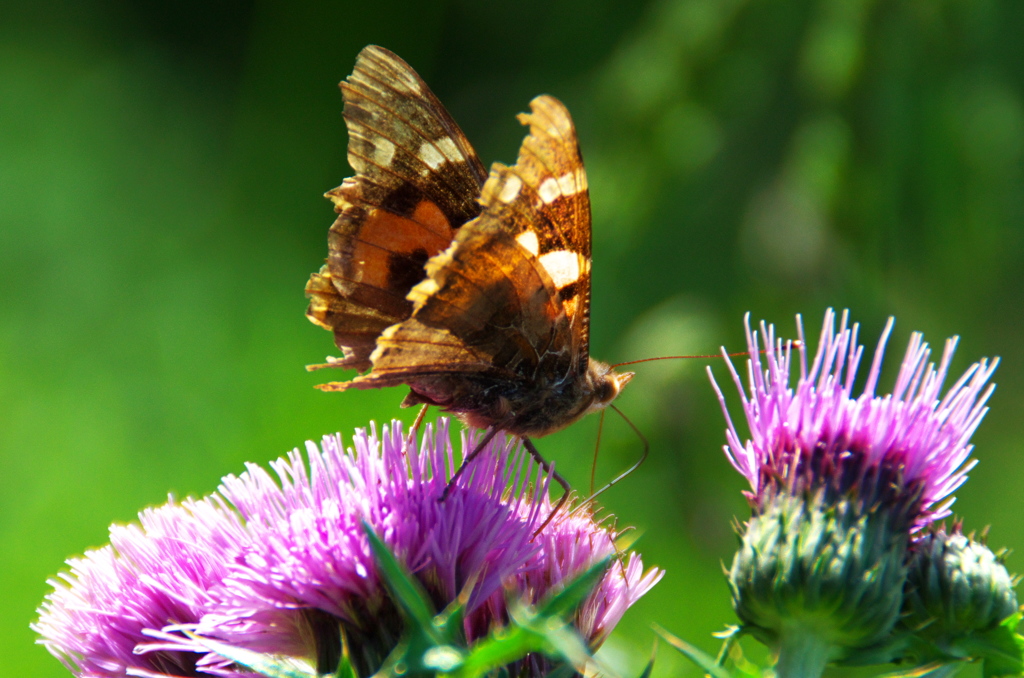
[349,218,573,383]
[305,46,487,371]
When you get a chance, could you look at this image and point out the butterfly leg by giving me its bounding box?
[521,438,573,537]
[439,424,505,502]
[404,404,431,451]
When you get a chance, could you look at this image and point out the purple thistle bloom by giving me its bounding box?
[710,309,997,532]
[712,310,1000,675]
[523,515,661,646]
[35,419,660,678]
[192,419,660,675]
[33,498,254,678]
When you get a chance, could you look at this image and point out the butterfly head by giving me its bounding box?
[586,359,634,413]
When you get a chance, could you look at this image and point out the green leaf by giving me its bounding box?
[454,622,543,677]
[967,622,1024,677]
[453,593,614,677]
[653,624,733,678]
[334,649,357,678]
[878,661,965,678]
[363,528,613,678]
[980,613,1024,677]
[362,522,467,677]
[362,522,440,640]
[634,639,657,678]
[509,598,597,674]
[183,632,320,678]
[536,557,611,619]
[431,570,475,647]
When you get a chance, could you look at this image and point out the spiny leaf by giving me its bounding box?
[635,638,656,678]
[653,624,733,678]
[963,621,1024,678]
[509,600,595,674]
[334,650,357,678]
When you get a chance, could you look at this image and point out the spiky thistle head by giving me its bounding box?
[710,310,998,674]
[35,419,660,678]
[711,309,996,532]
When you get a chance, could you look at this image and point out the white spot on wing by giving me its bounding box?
[516,229,540,255]
[538,250,581,289]
[374,138,396,167]
[538,177,560,204]
[418,141,446,170]
[499,175,522,203]
[435,137,463,162]
[418,137,464,172]
[557,169,585,195]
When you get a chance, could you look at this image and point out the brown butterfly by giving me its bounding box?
[305,46,634,495]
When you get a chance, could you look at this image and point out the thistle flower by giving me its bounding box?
[712,309,996,531]
[193,420,660,675]
[35,419,660,678]
[33,498,253,678]
[508,503,663,647]
[709,310,997,677]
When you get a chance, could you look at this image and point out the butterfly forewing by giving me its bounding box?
[477,95,593,375]
[367,218,573,380]
[341,47,487,225]
[306,46,487,371]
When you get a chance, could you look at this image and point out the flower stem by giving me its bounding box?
[774,627,833,678]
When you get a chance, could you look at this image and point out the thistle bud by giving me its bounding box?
[730,492,908,674]
[903,527,1018,638]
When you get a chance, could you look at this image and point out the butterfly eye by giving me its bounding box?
[594,373,622,404]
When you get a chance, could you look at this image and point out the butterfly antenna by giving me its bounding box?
[591,408,607,496]
[610,341,803,369]
[569,404,647,517]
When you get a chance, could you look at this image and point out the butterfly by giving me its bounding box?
[305,46,634,488]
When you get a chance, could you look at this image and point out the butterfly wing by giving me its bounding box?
[324,96,595,435]
[306,46,488,371]
[476,95,592,375]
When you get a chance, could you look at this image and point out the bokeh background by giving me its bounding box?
[5,1,1024,676]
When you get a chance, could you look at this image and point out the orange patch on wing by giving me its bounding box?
[356,207,449,253]
[349,202,454,289]
[410,200,451,239]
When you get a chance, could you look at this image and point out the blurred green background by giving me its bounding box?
[5,0,1024,676]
